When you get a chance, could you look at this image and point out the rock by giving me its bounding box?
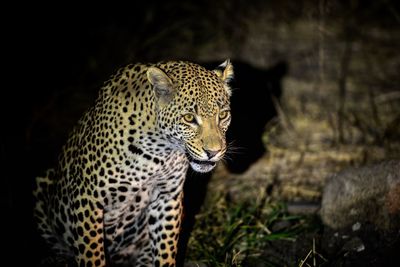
[351,222,361,232]
[320,160,400,230]
[341,236,365,253]
[286,202,320,215]
[321,222,400,267]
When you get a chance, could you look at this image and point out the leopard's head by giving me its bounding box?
[147,60,233,172]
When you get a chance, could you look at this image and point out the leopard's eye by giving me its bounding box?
[219,110,230,120]
[183,113,196,124]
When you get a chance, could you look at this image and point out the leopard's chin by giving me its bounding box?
[189,159,216,173]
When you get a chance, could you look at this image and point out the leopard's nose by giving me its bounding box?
[204,149,221,159]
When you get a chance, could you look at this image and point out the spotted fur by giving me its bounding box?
[33,60,233,267]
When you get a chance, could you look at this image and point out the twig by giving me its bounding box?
[272,95,296,136]
[299,250,312,267]
[313,238,316,267]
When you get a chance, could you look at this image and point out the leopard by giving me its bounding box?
[33,60,233,267]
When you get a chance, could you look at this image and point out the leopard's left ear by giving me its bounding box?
[213,59,234,96]
[147,66,176,107]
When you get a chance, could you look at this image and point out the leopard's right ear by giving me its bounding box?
[147,67,176,107]
[213,59,234,96]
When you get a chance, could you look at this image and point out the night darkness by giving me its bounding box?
[2,1,400,266]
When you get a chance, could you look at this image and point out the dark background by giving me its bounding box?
[2,1,399,266]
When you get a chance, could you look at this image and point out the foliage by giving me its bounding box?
[186,191,316,266]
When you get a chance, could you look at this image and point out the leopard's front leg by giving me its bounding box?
[71,196,107,267]
[148,190,184,267]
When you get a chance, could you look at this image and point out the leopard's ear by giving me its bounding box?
[147,67,176,107]
[213,59,234,96]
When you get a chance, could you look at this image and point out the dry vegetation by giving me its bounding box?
[183,1,400,266]
[200,0,400,203]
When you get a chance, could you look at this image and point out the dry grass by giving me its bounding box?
[186,5,400,264]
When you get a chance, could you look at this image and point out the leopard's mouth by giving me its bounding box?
[191,158,216,167]
[186,153,217,173]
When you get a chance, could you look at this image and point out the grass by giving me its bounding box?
[185,190,319,266]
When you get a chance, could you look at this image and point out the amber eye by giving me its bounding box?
[219,110,230,120]
[183,113,196,123]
